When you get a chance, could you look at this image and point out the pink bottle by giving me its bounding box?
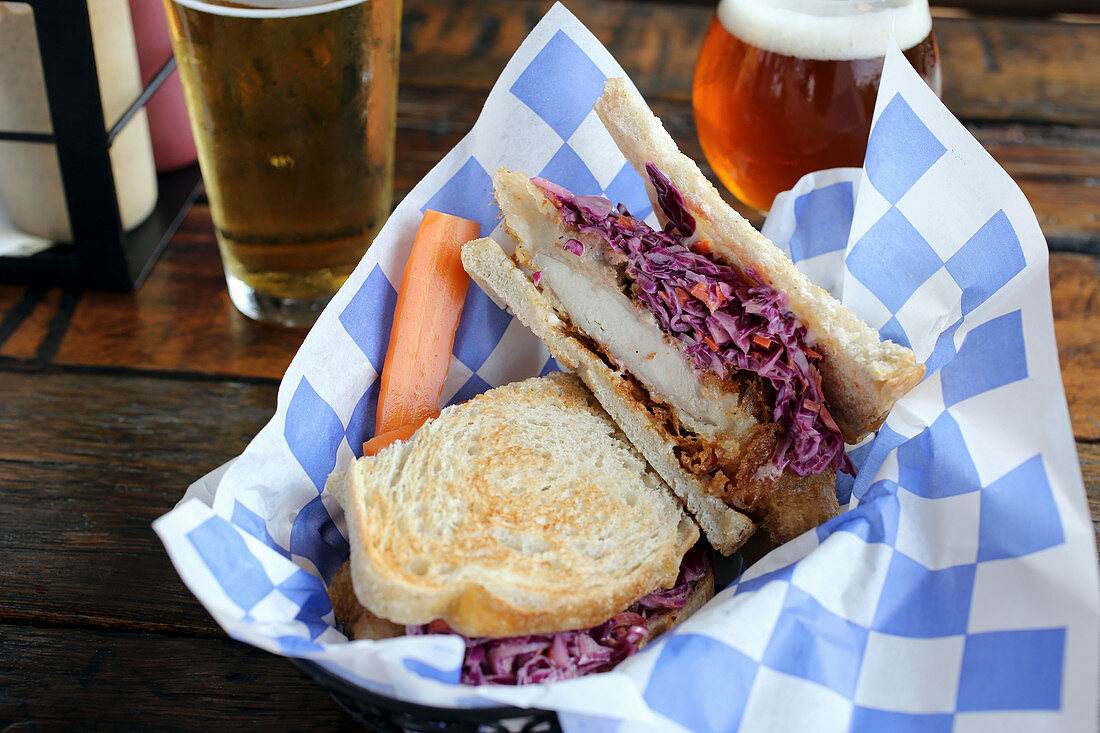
[128,0,197,172]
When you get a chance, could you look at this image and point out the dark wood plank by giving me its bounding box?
[938,15,1100,127]
[52,206,304,380]
[1020,178,1100,253]
[0,283,28,318]
[0,458,222,635]
[0,624,358,731]
[1080,442,1099,552]
[0,370,276,633]
[0,287,66,362]
[1051,253,1100,442]
[932,0,1094,13]
[0,286,42,358]
[970,123,1100,181]
[398,0,1100,127]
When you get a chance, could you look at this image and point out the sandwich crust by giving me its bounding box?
[329,558,716,646]
[594,77,924,441]
[334,372,699,638]
[462,237,755,554]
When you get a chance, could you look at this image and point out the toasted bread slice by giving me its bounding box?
[333,372,699,638]
[328,558,716,645]
[595,77,924,441]
[462,237,755,554]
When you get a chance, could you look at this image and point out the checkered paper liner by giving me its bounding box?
[154,4,1099,730]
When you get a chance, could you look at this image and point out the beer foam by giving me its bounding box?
[170,0,365,18]
[717,0,932,60]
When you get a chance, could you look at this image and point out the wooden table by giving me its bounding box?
[1,1,1097,728]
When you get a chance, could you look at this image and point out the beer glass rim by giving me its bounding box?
[167,0,368,19]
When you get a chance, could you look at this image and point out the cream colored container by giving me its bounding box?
[0,1,158,242]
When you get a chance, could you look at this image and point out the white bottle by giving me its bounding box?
[0,0,158,242]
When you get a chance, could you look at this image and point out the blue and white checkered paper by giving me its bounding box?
[154,5,1099,730]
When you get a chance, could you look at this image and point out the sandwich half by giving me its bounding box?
[326,372,713,685]
[460,78,923,554]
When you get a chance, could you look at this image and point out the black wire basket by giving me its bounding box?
[293,659,562,733]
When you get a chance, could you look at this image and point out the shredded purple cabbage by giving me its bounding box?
[530,167,853,477]
[647,162,695,238]
[563,238,585,256]
[636,542,709,611]
[409,547,712,685]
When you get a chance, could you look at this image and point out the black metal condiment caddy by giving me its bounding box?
[0,0,202,291]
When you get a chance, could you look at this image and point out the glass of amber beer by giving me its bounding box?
[165,0,400,326]
[693,0,940,214]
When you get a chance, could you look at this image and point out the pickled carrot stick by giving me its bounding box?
[375,210,478,435]
[363,411,440,456]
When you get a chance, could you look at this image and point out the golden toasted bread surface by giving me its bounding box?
[330,558,715,646]
[462,237,756,554]
[335,372,699,638]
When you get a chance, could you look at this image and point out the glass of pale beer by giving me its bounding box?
[165,0,400,326]
[693,0,940,214]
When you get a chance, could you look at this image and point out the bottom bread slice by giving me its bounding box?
[462,237,755,555]
[328,559,716,647]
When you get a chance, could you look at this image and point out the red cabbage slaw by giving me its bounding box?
[532,166,854,477]
[408,546,711,686]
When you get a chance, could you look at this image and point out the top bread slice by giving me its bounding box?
[329,372,699,639]
[595,77,924,442]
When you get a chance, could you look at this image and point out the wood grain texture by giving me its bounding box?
[972,123,1100,180]
[397,0,1100,126]
[1050,253,1100,442]
[969,124,1100,250]
[52,207,306,380]
[0,287,38,360]
[0,287,64,361]
[1080,442,1100,552]
[0,370,275,633]
[938,16,1100,127]
[0,283,28,315]
[1015,179,1100,252]
[0,624,357,731]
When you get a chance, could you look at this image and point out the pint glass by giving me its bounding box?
[165,0,400,326]
[693,0,940,214]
